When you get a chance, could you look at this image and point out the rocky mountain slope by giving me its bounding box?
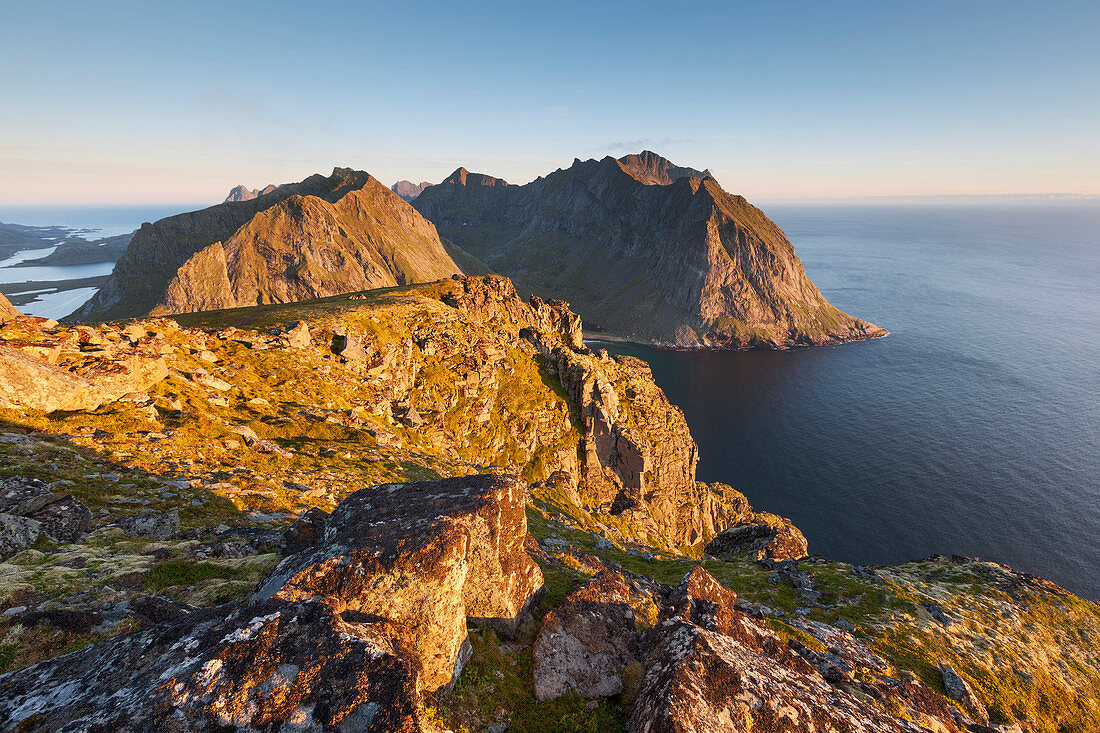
[0,277,1095,732]
[413,151,885,348]
[75,168,461,321]
[392,180,433,201]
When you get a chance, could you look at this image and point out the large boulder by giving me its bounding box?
[533,571,638,700]
[0,513,40,560]
[114,509,180,540]
[0,293,20,324]
[705,515,808,561]
[0,599,424,732]
[253,474,543,694]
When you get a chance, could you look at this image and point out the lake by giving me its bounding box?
[595,203,1100,600]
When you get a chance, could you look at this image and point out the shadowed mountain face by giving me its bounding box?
[413,152,884,348]
[76,168,461,320]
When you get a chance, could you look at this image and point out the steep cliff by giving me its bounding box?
[76,168,461,320]
[413,152,885,348]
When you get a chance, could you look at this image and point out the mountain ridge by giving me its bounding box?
[413,151,884,348]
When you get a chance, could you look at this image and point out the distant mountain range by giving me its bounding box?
[224,184,281,203]
[76,168,460,320]
[391,180,433,201]
[413,151,883,348]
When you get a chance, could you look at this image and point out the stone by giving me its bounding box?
[0,513,40,560]
[533,571,638,700]
[282,506,329,554]
[114,510,180,540]
[332,331,369,361]
[254,474,543,694]
[0,599,425,732]
[705,516,808,561]
[31,494,92,542]
[940,662,989,723]
[284,320,312,348]
[0,475,56,516]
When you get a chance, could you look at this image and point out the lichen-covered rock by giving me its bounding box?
[533,571,638,700]
[254,474,543,693]
[705,514,808,561]
[30,494,91,542]
[0,475,56,516]
[114,509,180,540]
[0,599,425,732]
[0,512,40,560]
[282,506,329,554]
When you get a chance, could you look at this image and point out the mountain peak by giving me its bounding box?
[616,150,713,186]
[442,167,508,188]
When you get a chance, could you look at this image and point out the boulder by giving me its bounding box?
[705,515,808,561]
[0,599,425,732]
[940,662,989,723]
[533,571,638,700]
[31,494,92,542]
[0,475,56,516]
[282,506,329,554]
[0,345,104,412]
[0,293,20,324]
[0,513,40,560]
[114,510,180,540]
[253,474,543,694]
[284,320,312,348]
[332,331,368,361]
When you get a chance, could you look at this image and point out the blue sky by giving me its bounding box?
[1,0,1097,204]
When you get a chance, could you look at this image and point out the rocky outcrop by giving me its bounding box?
[414,151,885,348]
[0,475,92,558]
[254,474,543,693]
[533,571,638,700]
[626,566,966,733]
[77,167,461,321]
[705,514,809,561]
[0,315,170,412]
[0,473,544,731]
[392,180,432,201]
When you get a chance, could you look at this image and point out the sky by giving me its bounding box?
[1,0,1098,205]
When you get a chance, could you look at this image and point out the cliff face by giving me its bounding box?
[76,168,461,320]
[413,152,885,348]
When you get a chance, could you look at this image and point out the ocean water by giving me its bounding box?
[0,205,200,318]
[596,203,1100,600]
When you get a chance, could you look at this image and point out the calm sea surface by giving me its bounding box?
[596,203,1100,600]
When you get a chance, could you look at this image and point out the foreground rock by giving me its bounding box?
[533,571,638,700]
[0,293,20,324]
[0,474,543,731]
[705,514,809,561]
[0,599,424,732]
[255,474,543,693]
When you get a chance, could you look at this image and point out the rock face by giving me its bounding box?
[0,314,170,411]
[254,474,543,693]
[533,571,638,700]
[0,476,92,558]
[413,151,885,348]
[77,167,462,321]
[0,474,543,731]
[392,180,432,201]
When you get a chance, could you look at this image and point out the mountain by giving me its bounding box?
[223,183,280,203]
[391,180,433,201]
[76,167,461,320]
[0,292,20,323]
[413,151,885,348]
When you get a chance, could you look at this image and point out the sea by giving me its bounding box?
[0,205,201,318]
[594,202,1100,600]
[2,202,1098,600]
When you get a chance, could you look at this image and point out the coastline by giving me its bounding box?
[583,328,889,352]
